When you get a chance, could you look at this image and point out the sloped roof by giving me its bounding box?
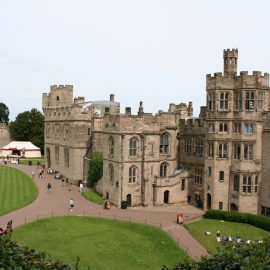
[1,141,40,150]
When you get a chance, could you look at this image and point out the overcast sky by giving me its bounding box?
[1,0,270,120]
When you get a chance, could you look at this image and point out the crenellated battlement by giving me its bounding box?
[206,71,269,90]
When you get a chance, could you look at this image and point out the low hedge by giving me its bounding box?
[204,209,270,232]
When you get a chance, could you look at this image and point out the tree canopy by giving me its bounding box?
[88,152,103,187]
[0,102,10,124]
[9,109,44,153]
[162,237,270,270]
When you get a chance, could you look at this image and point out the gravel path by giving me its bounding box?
[0,163,208,260]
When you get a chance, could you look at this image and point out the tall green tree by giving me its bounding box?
[9,109,44,153]
[0,102,9,124]
[88,152,103,187]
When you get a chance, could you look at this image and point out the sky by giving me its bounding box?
[1,0,270,120]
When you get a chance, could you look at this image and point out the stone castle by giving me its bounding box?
[42,49,270,217]
[0,123,10,150]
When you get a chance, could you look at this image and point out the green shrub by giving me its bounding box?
[204,209,270,231]
[28,160,32,166]
[0,236,71,269]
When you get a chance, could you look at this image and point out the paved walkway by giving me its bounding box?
[0,164,208,260]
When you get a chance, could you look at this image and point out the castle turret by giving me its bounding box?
[223,48,238,75]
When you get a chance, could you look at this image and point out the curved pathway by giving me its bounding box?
[0,164,208,260]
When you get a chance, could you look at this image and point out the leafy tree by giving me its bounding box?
[162,237,270,270]
[88,152,103,187]
[0,235,71,269]
[0,102,9,124]
[9,109,44,153]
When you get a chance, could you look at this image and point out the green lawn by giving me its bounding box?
[185,218,270,254]
[0,165,38,216]
[19,158,44,166]
[12,216,186,270]
[82,190,105,205]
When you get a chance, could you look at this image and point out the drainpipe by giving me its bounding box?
[141,133,145,205]
[120,134,125,206]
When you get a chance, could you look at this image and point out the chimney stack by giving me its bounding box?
[110,94,115,102]
[125,107,131,116]
[138,101,144,116]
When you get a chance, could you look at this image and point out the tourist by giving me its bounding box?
[31,170,35,179]
[69,198,74,211]
[47,182,52,192]
[79,182,83,193]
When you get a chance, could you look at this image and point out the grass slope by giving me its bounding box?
[185,218,270,254]
[12,216,186,270]
[0,165,38,216]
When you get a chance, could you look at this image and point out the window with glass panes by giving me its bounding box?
[219,92,229,111]
[244,144,254,160]
[245,91,255,110]
[242,176,252,194]
[234,91,242,111]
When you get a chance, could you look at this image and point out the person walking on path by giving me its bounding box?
[79,182,83,193]
[47,182,52,192]
[31,170,35,179]
[69,198,74,211]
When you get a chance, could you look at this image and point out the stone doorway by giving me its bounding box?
[164,190,169,204]
[230,203,238,211]
[126,194,132,206]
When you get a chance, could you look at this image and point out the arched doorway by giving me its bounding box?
[230,203,238,211]
[126,194,132,206]
[164,190,169,204]
[46,148,51,168]
[207,193,212,209]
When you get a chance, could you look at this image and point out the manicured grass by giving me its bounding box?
[185,218,270,254]
[0,165,38,216]
[12,216,186,270]
[83,190,105,205]
[19,158,44,166]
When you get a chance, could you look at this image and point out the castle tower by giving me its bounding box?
[223,48,238,75]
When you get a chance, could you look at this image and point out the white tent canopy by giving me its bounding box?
[1,141,41,158]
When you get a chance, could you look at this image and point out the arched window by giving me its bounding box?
[108,164,114,183]
[160,162,168,178]
[244,123,254,134]
[129,166,137,183]
[129,137,138,156]
[109,136,114,156]
[160,133,169,154]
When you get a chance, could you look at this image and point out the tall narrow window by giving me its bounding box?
[245,91,255,110]
[160,133,169,154]
[208,123,215,133]
[129,137,138,156]
[254,176,259,193]
[233,175,240,192]
[233,123,241,134]
[64,148,69,168]
[219,92,229,111]
[208,92,215,111]
[109,164,114,183]
[55,146,59,164]
[129,166,137,183]
[219,171,225,181]
[258,91,264,110]
[233,143,241,159]
[208,142,214,158]
[243,176,252,194]
[109,136,114,156]
[234,91,242,111]
[181,179,185,190]
[194,168,203,185]
[195,138,203,155]
[244,144,254,160]
[218,143,228,158]
[219,122,228,133]
[160,162,168,178]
